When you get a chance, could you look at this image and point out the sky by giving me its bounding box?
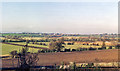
[2,2,118,34]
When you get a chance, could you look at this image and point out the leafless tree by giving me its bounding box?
[17,42,39,71]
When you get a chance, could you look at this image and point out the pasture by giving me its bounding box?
[1,43,40,55]
[9,42,49,48]
[1,34,118,56]
[1,41,116,55]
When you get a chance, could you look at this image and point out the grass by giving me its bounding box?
[1,43,40,55]
[8,41,106,50]
[10,42,26,45]
[64,45,101,49]
[1,33,42,37]
[64,44,116,50]
[2,40,115,55]
[28,42,49,48]
[9,42,102,49]
[9,42,49,48]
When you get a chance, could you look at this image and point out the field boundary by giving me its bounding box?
[1,42,48,49]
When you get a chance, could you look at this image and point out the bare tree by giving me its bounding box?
[17,42,39,71]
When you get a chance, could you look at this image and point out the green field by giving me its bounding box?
[9,42,103,49]
[1,43,40,55]
[9,42,49,48]
[1,41,116,55]
[1,33,42,37]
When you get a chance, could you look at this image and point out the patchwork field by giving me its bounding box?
[1,33,119,69]
[1,41,116,55]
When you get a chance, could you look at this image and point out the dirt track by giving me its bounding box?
[2,49,119,68]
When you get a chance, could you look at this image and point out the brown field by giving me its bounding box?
[2,49,119,68]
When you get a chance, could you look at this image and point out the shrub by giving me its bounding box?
[67,43,72,45]
[43,43,47,46]
[38,50,41,53]
[41,50,45,53]
[89,47,96,50]
[96,44,99,46]
[82,48,87,51]
[72,49,76,51]
[10,50,17,58]
[98,48,102,50]
[109,46,112,49]
[40,43,42,45]
[64,49,71,52]
[102,47,106,49]
[87,63,94,67]
[116,44,120,49]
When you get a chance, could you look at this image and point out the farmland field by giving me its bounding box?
[64,44,101,49]
[9,42,49,48]
[9,42,103,49]
[2,49,119,68]
[1,43,40,55]
[1,33,42,37]
[64,44,115,49]
[1,41,116,55]
[1,33,119,70]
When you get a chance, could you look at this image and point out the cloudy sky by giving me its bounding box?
[2,2,118,34]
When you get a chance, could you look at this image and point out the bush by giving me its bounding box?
[62,43,66,45]
[80,48,87,51]
[89,47,96,50]
[102,47,106,49]
[96,44,99,46]
[41,50,45,53]
[83,44,86,45]
[116,44,120,49]
[40,43,42,45]
[87,63,94,68]
[109,46,112,49]
[62,46,64,48]
[87,43,89,45]
[72,49,76,51]
[67,43,72,45]
[43,43,47,46]
[32,42,34,44]
[10,50,17,58]
[38,50,41,53]
[98,48,102,50]
[64,49,71,52]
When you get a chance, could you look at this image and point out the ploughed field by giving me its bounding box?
[2,49,119,68]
